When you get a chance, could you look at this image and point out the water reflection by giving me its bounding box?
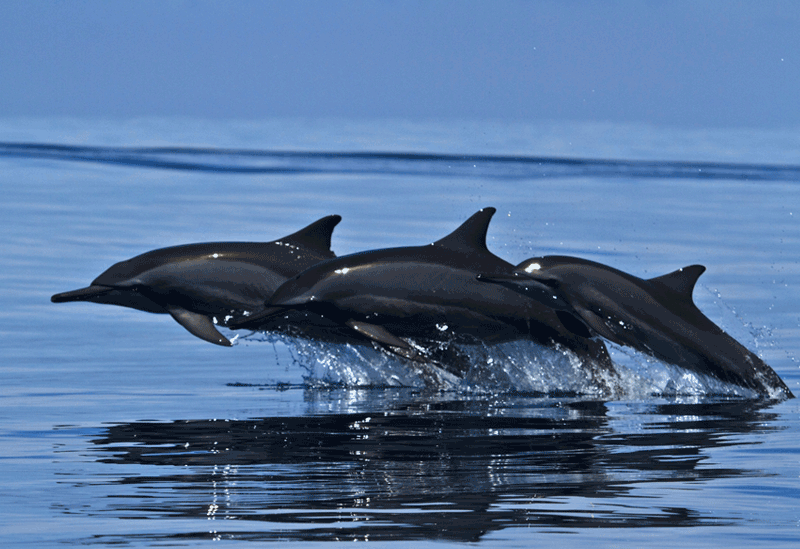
[70,392,780,543]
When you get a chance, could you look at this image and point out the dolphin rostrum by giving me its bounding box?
[51,215,342,347]
[232,208,617,387]
[478,256,793,398]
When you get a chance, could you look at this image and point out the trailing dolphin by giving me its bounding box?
[51,215,342,346]
[478,256,793,398]
[232,208,617,389]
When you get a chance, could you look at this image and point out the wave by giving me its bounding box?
[2,141,800,181]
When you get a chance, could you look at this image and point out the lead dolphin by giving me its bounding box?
[232,208,617,386]
[51,215,342,346]
[478,256,793,398]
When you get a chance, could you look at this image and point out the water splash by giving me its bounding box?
[238,330,757,399]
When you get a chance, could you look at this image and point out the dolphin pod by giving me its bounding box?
[52,209,793,398]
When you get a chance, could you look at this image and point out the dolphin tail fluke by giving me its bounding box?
[165,306,232,347]
[731,347,794,399]
[757,366,795,399]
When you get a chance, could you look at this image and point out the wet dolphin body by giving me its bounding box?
[232,208,617,386]
[51,216,342,347]
[478,256,793,398]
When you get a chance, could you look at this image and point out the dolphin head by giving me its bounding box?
[476,258,562,301]
[51,284,115,303]
[269,265,360,309]
[51,256,166,313]
[267,275,317,308]
[51,283,167,314]
[224,269,328,330]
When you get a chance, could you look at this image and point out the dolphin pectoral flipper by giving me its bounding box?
[584,338,615,374]
[574,307,628,346]
[346,320,411,350]
[555,310,594,339]
[554,335,619,396]
[346,320,423,363]
[166,306,232,347]
[582,338,620,396]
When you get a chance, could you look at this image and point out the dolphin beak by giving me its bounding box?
[271,296,314,307]
[227,307,285,329]
[51,285,114,303]
[477,272,559,294]
[476,272,522,282]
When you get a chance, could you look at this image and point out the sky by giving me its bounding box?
[2,1,799,129]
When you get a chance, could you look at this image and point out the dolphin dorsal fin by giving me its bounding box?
[280,215,342,254]
[433,208,496,252]
[648,264,706,299]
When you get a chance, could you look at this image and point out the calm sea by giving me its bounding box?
[1,118,798,547]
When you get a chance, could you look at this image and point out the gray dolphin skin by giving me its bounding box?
[51,215,342,347]
[478,256,793,398]
[232,208,616,384]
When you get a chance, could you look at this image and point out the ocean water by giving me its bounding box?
[1,118,799,547]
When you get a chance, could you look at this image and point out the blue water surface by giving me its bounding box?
[0,118,798,547]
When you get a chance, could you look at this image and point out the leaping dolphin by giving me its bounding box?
[478,256,793,398]
[51,215,342,347]
[231,208,617,387]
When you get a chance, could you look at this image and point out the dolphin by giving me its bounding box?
[231,208,617,386]
[477,256,793,398]
[51,215,342,347]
